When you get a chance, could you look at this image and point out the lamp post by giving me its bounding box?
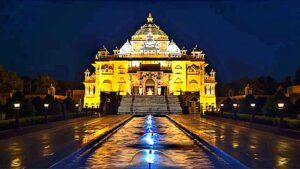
[44,103,49,123]
[250,103,256,122]
[220,104,224,117]
[75,103,79,117]
[233,103,238,120]
[97,103,100,117]
[277,102,285,128]
[85,103,88,116]
[13,103,21,128]
[91,103,94,115]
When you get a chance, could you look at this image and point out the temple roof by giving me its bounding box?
[132,13,168,40]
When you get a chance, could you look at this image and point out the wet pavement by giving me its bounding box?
[63,116,233,169]
[0,115,130,168]
[169,114,300,168]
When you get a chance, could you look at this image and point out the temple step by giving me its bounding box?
[117,95,182,114]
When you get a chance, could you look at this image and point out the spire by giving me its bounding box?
[147,12,153,23]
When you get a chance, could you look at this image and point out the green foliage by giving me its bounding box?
[63,97,76,113]
[262,90,296,118]
[3,91,26,115]
[43,94,62,114]
[31,96,44,112]
[222,98,234,112]
[238,94,255,114]
[0,65,22,92]
[207,112,300,130]
[32,75,56,94]
[20,99,36,117]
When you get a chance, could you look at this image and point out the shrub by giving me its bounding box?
[238,94,255,114]
[63,97,76,113]
[43,95,62,114]
[31,96,44,112]
[222,98,234,112]
[20,99,36,117]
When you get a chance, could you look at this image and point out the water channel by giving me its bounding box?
[57,116,235,168]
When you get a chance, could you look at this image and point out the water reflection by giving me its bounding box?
[64,117,230,168]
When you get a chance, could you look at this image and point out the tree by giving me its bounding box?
[262,90,296,118]
[43,94,62,114]
[63,97,76,113]
[222,98,234,112]
[238,94,256,114]
[20,99,36,117]
[0,65,22,92]
[32,75,56,94]
[3,91,25,116]
[31,96,44,112]
[294,67,300,85]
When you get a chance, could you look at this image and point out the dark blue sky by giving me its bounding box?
[0,0,299,83]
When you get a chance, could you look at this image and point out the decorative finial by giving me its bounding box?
[147,12,153,23]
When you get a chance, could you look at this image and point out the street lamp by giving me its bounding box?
[75,103,79,117]
[250,103,256,122]
[13,103,21,128]
[233,103,238,120]
[44,103,49,123]
[85,103,88,116]
[91,103,94,115]
[220,103,224,117]
[97,103,100,117]
[277,102,285,128]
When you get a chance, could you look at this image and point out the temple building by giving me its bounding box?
[83,13,217,112]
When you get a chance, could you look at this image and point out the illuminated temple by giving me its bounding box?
[83,13,217,113]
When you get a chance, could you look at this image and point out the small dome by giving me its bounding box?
[167,40,181,55]
[119,40,132,55]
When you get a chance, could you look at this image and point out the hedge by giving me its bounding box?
[0,111,94,131]
[206,111,300,130]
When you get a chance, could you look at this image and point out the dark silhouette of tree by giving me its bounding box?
[31,96,44,112]
[43,94,61,114]
[63,97,76,113]
[222,98,234,112]
[263,90,296,117]
[3,91,25,115]
[32,75,56,94]
[20,99,36,117]
[238,94,256,114]
[0,65,22,92]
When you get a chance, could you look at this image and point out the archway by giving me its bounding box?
[145,79,155,95]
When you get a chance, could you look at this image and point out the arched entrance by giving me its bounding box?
[145,79,155,95]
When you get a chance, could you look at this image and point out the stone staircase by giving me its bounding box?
[118,95,182,114]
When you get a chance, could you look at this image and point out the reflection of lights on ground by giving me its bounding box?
[146,150,155,164]
[232,142,239,148]
[83,127,108,144]
[145,134,154,146]
[250,145,256,149]
[277,156,288,166]
[10,158,22,167]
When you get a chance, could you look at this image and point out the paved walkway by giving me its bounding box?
[0,115,130,168]
[169,114,300,168]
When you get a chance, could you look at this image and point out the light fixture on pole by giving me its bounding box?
[91,103,94,115]
[220,103,224,117]
[44,103,49,123]
[233,103,238,120]
[277,102,285,128]
[13,103,21,128]
[85,103,88,116]
[250,103,256,122]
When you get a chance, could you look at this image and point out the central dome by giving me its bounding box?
[132,13,169,41]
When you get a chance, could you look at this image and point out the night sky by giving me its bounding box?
[0,0,299,83]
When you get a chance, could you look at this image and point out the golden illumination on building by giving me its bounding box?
[83,13,217,110]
